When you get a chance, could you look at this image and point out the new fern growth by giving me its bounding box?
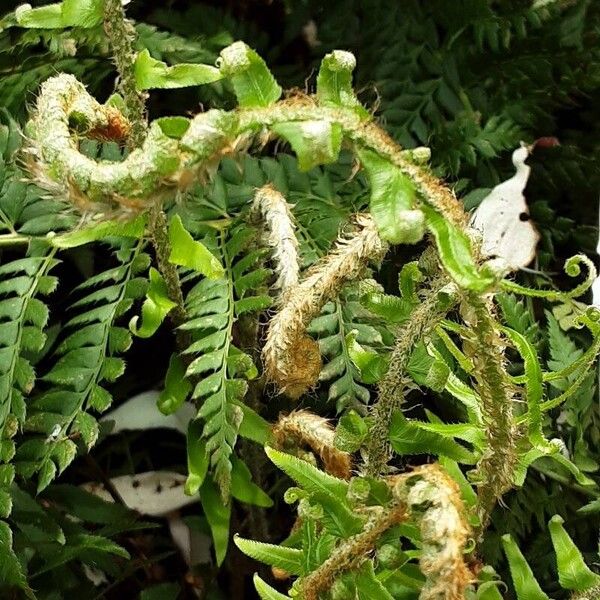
[1,1,599,598]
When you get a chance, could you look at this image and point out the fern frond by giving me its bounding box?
[181,223,271,498]
[308,286,388,412]
[135,23,218,65]
[0,245,59,524]
[14,240,148,492]
[497,293,540,346]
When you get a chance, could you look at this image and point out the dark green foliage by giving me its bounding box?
[15,241,148,492]
[180,224,271,496]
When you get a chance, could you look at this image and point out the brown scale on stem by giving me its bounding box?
[263,214,387,398]
[272,410,352,480]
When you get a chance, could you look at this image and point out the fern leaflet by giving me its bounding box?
[181,223,271,497]
[14,240,148,492]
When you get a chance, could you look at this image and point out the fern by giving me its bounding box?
[0,111,75,523]
[0,13,222,118]
[309,287,389,413]
[497,293,540,347]
[546,310,585,385]
[0,247,58,506]
[180,222,271,497]
[545,311,599,475]
[6,483,141,598]
[180,153,378,416]
[14,241,148,492]
[311,0,599,189]
[135,22,219,65]
[0,2,597,596]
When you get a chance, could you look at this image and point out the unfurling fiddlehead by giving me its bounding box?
[263,214,386,398]
[251,185,300,301]
[272,410,352,480]
[393,465,473,600]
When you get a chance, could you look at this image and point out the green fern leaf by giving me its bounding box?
[265,447,348,500]
[309,286,387,412]
[234,536,304,575]
[549,514,600,591]
[253,574,293,600]
[14,241,147,491]
[502,533,550,600]
[181,223,271,498]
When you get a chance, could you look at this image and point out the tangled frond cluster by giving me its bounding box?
[1,1,599,598]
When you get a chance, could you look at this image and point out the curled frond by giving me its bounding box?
[561,254,597,299]
[393,465,473,600]
[26,74,179,207]
[501,254,597,301]
[27,65,472,236]
[263,214,387,398]
[272,410,352,479]
[252,184,300,299]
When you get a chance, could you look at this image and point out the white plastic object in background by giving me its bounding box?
[81,471,196,517]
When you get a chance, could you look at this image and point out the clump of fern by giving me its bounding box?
[0,1,598,599]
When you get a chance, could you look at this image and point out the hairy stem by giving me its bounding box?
[103,0,147,148]
[103,0,186,333]
[236,312,271,543]
[263,214,386,398]
[461,293,518,535]
[300,503,407,600]
[251,184,300,300]
[103,0,186,337]
[365,276,456,477]
[147,201,186,329]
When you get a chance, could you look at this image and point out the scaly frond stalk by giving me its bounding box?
[103,0,147,148]
[461,293,518,535]
[147,201,186,329]
[365,276,456,477]
[102,1,186,337]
